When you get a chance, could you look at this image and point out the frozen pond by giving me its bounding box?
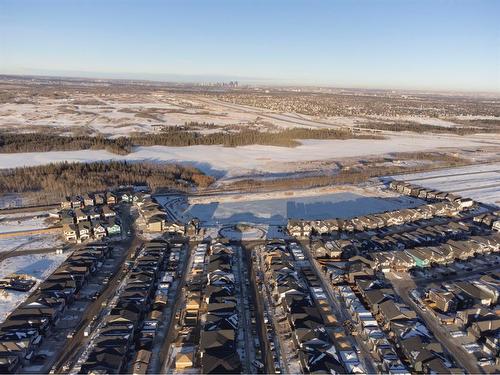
[180,192,421,225]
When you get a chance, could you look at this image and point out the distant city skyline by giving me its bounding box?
[1,0,499,93]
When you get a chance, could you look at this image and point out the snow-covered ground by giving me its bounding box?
[0,252,66,279]
[0,211,61,253]
[0,95,284,136]
[219,225,267,240]
[0,252,68,323]
[0,234,63,254]
[159,189,422,226]
[370,115,460,128]
[0,133,497,178]
[394,162,500,206]
[2,92,498,136]
[0,215,50,233]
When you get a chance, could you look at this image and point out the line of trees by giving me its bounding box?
[359,121,500,135]
[133,127,382,148]
[0,133,131,154]
[227,153,468,191]
[0,161,214,197]
[0,127,383,155]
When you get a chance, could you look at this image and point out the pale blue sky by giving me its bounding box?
[1,0,499,92]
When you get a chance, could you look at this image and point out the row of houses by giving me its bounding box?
[174,243,208,371]
[388,180,474,208]
[62,218,121,242]
[173,243,208,371]
[337,284,408,373]
[79,240,173,374]
[349,278,458,374]
[287,200,469,238]
[61,192,117,209]
[172,241,242,373]
[368,233,500,272]
[61,188,168,211]
[199,242,241,374]
[0,244,111,374]
[427,276,499,312]
[423,274,500,365]
[474,213,500,232]
[259,241,365,374]
[312,219,485,260]
[60,205,117,224]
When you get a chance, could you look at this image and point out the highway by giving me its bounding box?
[193,97,345,130]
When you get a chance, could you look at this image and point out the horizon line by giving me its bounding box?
[1,71,499,96]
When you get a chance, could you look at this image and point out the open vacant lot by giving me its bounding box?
[395,162,500,205]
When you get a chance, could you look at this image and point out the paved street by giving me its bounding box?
[299,240,378,374]
[388,273,483,375]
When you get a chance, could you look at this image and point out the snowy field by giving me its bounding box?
[0,133,497,178]
[0,252,68,323]
[0,96,259,136]
[160,191,422,226]
[0,234,63,254]
[0,211,61,253]
[0,214,50,234]
[3,94,487,137]
[395,162,500,206]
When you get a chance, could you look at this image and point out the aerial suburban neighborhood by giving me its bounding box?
[0,174,499,374]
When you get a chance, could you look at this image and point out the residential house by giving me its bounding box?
[101,205,116,219]
[92,221,107,240]
[82,193,95,207]
[163,221,185,235]
[121,192,133,203]
[455,281,497,306]
[80,347,127,374]
[105,192,117,205]
[60,197,72,209]
[146,215,166,233]
[175,351,194,370]
[493,219,500,232]
[87,207,101,221]
[131,349,151,375]
[105,219,121,236]
[74,208,88,223]
[62,224,78,242]
[94,193,105,205]
[69,195,82,208]
[79,222,91,242]
[427,289,457,313]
